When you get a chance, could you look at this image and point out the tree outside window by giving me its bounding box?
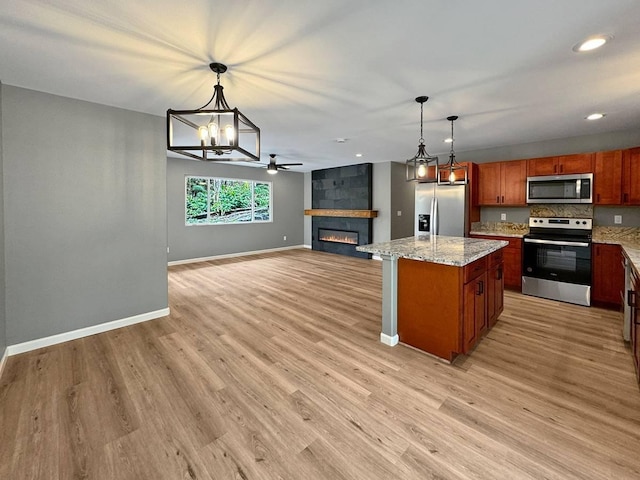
[186,176,272,225]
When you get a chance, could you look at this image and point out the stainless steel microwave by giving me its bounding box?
[526,173,593,204]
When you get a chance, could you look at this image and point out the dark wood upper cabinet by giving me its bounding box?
[500,160,527,205]
[594,150,623,205]
[623,147,640,205]
[477,160,526,206]
[527,154,593,176]
[527,157,558,176]
[556,153,594,174]
[477,162,502,205]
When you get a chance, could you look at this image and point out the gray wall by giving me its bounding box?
[481,207,530,224]
[2,86,168,345]
[594,206,640,227]
[0,82,6,357]
[372,162,391,243]
[390,161,415,239]
[167,157,304,262]
[457,127,640,164]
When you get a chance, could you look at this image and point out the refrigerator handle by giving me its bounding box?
[430,197,438,235]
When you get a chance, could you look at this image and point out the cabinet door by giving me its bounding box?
[463,274,486,354]
[477,162,502,205]
[488,262,504,328]
[594,150,623,205]
[501,160,527,205]
[631,272,640,383]
[503,246,522,289]
[557,153,593,174]
[623,148,640,205]
[592,244,624,305]
[463,279,478,353]
[527,157,558,176]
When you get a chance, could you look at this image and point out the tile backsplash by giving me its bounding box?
[529,204,593,218]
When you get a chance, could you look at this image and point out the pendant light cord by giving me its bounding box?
[449,118,455,161]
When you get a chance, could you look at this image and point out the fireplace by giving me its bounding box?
[318,228,358,245]
[311,163,373,259]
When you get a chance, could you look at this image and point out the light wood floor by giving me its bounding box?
[1,249,640,479]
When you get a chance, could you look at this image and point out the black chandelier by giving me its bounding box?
[166,63,260,162]
[405,96,439,183]
[437,115,468,185]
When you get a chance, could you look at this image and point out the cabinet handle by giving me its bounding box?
[497,268,503,280]
[560,164,563,173]
[596,193,600,202]
[629,290,637,308]
[501,196,504,203]
[477,280,484,295]
[496,195,500,203]
[624,193,629,203]
[553,164,557,173]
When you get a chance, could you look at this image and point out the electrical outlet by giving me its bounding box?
[500,213,507,221]
[614,215,622,224]
[397,210,402,216]
[283,235,287,241]
[167,246,170,253]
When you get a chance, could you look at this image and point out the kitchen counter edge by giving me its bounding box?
[357,235,508,267]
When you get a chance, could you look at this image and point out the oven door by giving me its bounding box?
[523,237,592,285]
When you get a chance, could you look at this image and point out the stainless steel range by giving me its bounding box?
[522,217,593,306]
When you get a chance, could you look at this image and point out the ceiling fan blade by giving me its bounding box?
[276,163,303,167]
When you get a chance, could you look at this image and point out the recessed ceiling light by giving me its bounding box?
[586,113,605,121]
[572,34,612,53]
[334,137,348,143]
[355,153,363,157]
[444,137,453,143]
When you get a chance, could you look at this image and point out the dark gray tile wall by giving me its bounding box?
[311,163,373,258]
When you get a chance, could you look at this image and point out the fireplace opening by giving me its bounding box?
[318,228,359,245]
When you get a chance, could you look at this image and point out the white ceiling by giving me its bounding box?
[1,0,640,172]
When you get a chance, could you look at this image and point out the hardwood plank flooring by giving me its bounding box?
[1,248,639,479]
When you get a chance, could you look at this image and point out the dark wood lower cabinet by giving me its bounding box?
[487,253,505,329]
[398,249,505,361]
[463,271,487,354]
[470,235,521,290]
[592,243,625,306]
[630,265,640,384]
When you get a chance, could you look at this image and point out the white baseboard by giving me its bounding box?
[303,244,312,249]
[6,307,170,356]
[0,347,8,379]
[168,245,306,266]
[380,332,399,346]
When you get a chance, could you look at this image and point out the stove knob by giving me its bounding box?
[575,220,580,225]
[582,221,587,225]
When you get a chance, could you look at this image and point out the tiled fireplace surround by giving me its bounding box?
[311,163,373,259]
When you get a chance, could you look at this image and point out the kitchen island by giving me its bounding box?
[357,235,508,361]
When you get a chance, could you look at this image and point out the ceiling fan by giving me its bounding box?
[265,154,302,174]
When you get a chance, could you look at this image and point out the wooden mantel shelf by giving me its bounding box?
[304,209,378,218]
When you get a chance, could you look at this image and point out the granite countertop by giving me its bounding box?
[356,235,508,267]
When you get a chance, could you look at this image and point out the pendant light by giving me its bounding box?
[405,96,439,183]
[167,63,260,162]
[437,115,468,185]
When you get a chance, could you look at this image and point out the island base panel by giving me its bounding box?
[397,258,463,362]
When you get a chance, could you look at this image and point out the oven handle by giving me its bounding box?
[523,238,590,248]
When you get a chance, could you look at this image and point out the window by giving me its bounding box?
[185,176,272,225]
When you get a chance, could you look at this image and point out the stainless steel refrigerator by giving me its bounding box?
[414,182,468,237]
